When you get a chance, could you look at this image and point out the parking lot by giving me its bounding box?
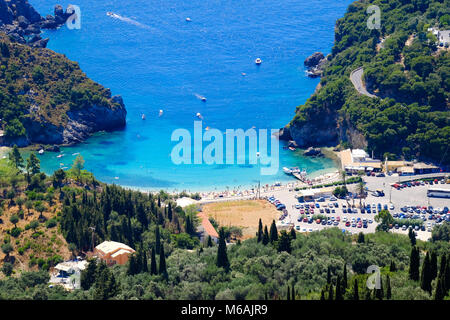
[264,173,450,240]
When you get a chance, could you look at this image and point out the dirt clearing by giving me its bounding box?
[201,200,281,240]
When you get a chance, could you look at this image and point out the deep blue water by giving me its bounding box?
[29,0,352,192]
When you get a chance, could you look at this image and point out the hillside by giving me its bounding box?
[0,34,126,146]
[281,0,449,165]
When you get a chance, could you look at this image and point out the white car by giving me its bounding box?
[389,204,394,210]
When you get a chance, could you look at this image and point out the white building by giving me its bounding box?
[49,259,88,290]
[437,30,450,46]
[351,149,369,162]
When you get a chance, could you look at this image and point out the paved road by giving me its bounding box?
[350,67,377,98]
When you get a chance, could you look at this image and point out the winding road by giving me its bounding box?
[350,67,377,98]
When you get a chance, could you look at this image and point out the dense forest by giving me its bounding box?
[289,0,449,164]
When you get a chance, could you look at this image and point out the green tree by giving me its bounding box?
[386,275,392,300]
[357,232,365,243]
[408,228,417,246]
[1,243,13,260]
[26,153,40,178]
[257,218,263,242]
[52,169,66,190]
[8,145,24,171]
[420,252,432,294]
[335,275,343,300]
[277,230,292,254]
[155,226,161,254]
[409,246,420,281]
[430,251,438,281]
[390,260,397,272]
[72,154,85,178]
[9,214,19,227]
[80,259,97,290]
[375,209,394,231]
[343,263,348,289]
[159,243,167,278]
[262,226,269,245]
[328,284,334,300]
[353,278,359,300]
[269,220,278,243]
[150,247,157,275]
[216,227,230,272]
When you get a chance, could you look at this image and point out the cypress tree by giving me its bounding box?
[389,260,397,272]
[269,220,278,243]
[375,276,384,300]
[409,247,420,281]
[357,232,365,243]
[141,249,148,273]
[207,235,213,247]
[217,227,230,272]
[420,251,432,294]
[444,254,450,294]
[328,284,334,300]
[155,226,161,254]
[327,266,331,284]
[262,226,269,245]
[150,247,157,275]
[159,243,167,278]
[320,289,325,300]
[353,278,359,300]
[343,263,348,289]
[386,275,391,300]
[335,275,343,300]
[167,202,173,221]
[287,286,290,300]
[430,251,438,281]
[289,228,296,240]
[291,285,295,300]
[434,275,445,300]
[408,228,416,246]
[257,218,263,242]
[127,253,138,275]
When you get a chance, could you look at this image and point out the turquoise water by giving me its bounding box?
[29,0,351,192]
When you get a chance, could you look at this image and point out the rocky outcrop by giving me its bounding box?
[21,98,127,146]
[279,112,339,148]
[303,147,323,157]
[0,0,73,48]
[304,52,328,78]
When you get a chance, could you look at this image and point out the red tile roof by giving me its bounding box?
[197,212,219,238]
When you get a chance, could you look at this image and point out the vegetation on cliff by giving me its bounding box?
[0,34,125,145]
[290,0,449,164]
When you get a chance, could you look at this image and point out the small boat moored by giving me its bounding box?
[255,58,262,65]
[142,114,146,120]
[38,149,44,155]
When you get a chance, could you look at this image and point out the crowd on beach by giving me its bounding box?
[195,170,341,202]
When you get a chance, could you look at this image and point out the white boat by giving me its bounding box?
[255,58,262,65]
[141,114,146,120]
[196,112,203,119]
[38,149,44,155]
[159,109,163,116]
[57,154,64,158]
[283,167,293,175]
[186,17,191,22]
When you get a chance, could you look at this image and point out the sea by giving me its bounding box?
[29,0,353,192]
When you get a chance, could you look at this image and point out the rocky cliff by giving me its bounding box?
[0,33,127,147]
[0,0,73,48]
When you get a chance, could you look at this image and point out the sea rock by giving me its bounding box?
[304,52,325,68]
[303,147,323,157]
[40,15,58,29]
[45,145,60,152]
[17,15,29,28]
[8,0,42,24]
[30,38,49,48]
[24,22,40,35]
[276,126,292,141]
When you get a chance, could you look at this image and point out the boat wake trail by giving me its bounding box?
[106,12,153,31]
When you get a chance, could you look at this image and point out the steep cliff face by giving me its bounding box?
[0,35,127,147]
